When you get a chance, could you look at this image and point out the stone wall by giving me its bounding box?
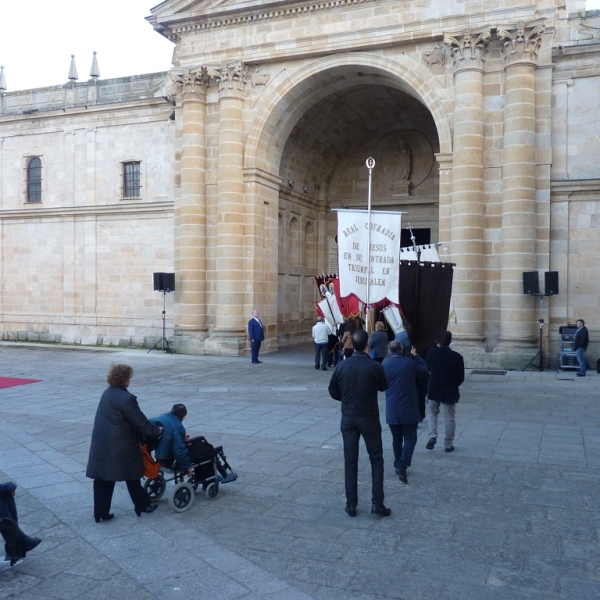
[0,86,176,346]
[548,9,600,368]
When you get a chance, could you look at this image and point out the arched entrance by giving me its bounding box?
[244,53,451,347]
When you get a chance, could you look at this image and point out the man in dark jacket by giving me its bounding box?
[150,404,192,475]
[383,339,429,484]
[573,319,589,377]
[425,331,465,453]
[0,482,41,566]
[328,329,391,517]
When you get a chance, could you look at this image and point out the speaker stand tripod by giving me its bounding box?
[148,290,174,354]
[522,318,549,371]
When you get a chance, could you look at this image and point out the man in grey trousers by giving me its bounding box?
[425,331,465,453]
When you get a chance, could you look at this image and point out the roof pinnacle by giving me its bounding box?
[68,55,78,81]
[90,51,100,79]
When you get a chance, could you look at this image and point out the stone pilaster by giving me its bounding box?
[444,27,491,346]
[497,21,545,349]
[210,61,248,352]
[172,68,210,350]
[435,153,453,258]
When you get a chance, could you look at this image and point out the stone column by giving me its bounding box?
[497,21,545,349]
[444,27,491,346]
[212,61,248,351]
[172,68,209,349]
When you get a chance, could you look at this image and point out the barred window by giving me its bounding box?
[27,157,42,203]
[122,161,141,198]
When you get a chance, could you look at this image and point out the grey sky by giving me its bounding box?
[2,1,600,93]
[0,1,173,92]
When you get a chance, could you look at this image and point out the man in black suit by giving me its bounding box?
[425,331,465,453]
[248,309,265,364]
[328,329,391,518]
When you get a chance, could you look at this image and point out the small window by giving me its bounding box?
[123,161,141,198]
[27,157,42,203]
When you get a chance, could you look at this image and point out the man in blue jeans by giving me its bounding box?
[573,319,589,377]
[328,329,390,517]
[383,338,429,484]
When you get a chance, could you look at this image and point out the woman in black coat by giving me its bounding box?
[86,364,162,522]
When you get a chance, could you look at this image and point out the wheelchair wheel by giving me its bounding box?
[144,474,166,501]
[169,482,195,512]
[205,482,219,500]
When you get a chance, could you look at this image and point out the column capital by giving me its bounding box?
[435,152,454,170]
[498,20,545,68]
[444,26,491,73]
[173,67,210,104]
[216,61,248,100]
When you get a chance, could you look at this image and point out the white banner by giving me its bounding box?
[399,243,441,262]
[317,296,345,326]
[381,305,403,334]
[337,210,402,305]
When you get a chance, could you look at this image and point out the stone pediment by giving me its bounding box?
[151,0,295,20]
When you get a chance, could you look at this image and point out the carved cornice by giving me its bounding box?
[498,20,545,68]
[444,27,492,72]
[551,178,600,202]
[158,0,377,40]
[172,67,210,103]
[0,201,174,221]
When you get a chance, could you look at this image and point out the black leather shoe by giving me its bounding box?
[8,551,25,567]
[445,445,454,453]
[397,467,408,484]
[135,504,158,517]
[20,536,42,553]
[426,438,436,450]
[94,514,115,523]
[321,367,327,371]
[577,373,585,377]
[371,504,391,517]
[345,505,357,517]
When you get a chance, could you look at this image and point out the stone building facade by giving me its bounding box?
[0,0,599,368]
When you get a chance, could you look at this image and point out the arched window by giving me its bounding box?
[27,157,42,203]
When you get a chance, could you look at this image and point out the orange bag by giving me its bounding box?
[140,441,161,479]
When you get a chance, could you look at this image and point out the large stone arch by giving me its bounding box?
[242,51,452,348]
[245,51,452,173]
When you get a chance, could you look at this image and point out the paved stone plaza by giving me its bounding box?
[0,342,599,599]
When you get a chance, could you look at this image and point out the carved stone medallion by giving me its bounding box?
[375,130,435,192]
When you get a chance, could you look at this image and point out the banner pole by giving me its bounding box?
[365,157,375,333]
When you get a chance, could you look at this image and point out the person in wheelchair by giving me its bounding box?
[150,404,193,477]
